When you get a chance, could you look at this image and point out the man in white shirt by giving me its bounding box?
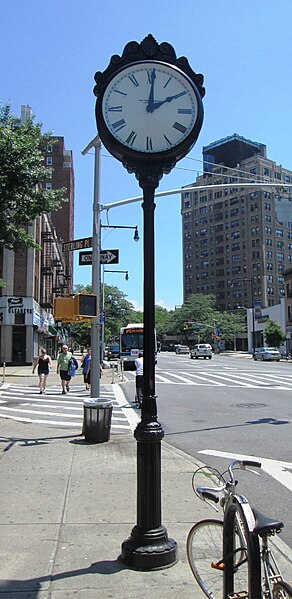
[135,352,143,407]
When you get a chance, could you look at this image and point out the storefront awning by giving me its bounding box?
[49,325,58,336]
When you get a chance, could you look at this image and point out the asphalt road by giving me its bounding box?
[122,352,292,549]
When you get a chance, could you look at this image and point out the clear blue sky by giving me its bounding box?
[2,0,292,310]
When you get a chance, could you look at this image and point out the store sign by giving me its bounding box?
[0,297,54,329]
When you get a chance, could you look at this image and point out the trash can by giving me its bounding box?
[83,399,113,443]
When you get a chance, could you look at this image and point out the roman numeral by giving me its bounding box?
[112,119,126,132]
[146,137,153,151]
[108,106,123,112]
[173,121,187,134]
[178,108,192,114]
[164,134,172,146]
[128,74,139,87]
[126,131,137,145]
[164,76,172,88]
[113,89,127,96]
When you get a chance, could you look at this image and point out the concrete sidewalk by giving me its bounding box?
[0,365,291,597]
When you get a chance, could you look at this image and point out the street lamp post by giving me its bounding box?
[237,277,256,354]
[81,135,101,400]
[101,224,139,243]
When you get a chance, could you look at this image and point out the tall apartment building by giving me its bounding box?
[0,107,74,364]
[45,137,74,285]
[181,134,292,312]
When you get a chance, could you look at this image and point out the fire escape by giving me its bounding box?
[40,232,70,308]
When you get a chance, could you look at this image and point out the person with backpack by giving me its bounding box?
[56,344,76,394]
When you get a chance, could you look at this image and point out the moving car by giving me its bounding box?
[253,347,280,361]
[190,343,212,359]
[107,344,120,360]
[175,345,190,354]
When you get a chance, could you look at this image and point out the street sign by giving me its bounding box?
[79,249,119,266]
[62,237,92,252]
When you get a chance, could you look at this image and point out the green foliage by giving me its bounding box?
[160,294,245,344]
[70,288,246,348]
[0,102,66,251]
[264,319,286,348]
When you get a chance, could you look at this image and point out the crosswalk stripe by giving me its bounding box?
[0,383,135,431]
[125,369,292,388]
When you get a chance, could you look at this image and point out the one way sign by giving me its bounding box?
[79,249,119,266]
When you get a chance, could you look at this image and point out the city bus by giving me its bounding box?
[120,323,157,370]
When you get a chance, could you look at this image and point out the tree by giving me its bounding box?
[0,103,66,251]
[159,294,246,347]
[264,319,286,348]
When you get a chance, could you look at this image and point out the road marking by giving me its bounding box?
[198,449,292,492]
[112,383,140,432]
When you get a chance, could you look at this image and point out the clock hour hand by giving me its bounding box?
[146,69,156,113]
[152,91,186,110]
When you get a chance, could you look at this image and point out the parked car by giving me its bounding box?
[107,344,120,360]
[190,343,212,359]
[253,347,281,361]
[175,345,190,355]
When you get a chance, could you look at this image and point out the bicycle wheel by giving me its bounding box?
[223,499,261,599]
[187,519,223,598]
[273,581,292,598]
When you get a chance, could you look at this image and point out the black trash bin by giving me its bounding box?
[83,399,113,443]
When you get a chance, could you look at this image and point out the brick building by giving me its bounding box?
[0,107,74,364]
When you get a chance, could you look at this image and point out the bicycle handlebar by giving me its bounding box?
[241,460,262,469]
[200,490,219,503]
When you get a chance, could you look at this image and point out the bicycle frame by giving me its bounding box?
[189,460,292,599]
[223,493,261,599]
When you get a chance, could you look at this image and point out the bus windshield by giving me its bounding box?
[121,332,143,352]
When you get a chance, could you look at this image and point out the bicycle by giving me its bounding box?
[186,459,292,598]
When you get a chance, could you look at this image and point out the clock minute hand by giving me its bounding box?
[152,91,186,110]
[146,69,156,113]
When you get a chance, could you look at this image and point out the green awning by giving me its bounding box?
[49,325,58,336]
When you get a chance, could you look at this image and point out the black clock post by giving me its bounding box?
[94,34,205,570]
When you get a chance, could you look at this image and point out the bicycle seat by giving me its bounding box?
[252,507,284,536]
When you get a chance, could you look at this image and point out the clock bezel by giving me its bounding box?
[95,60,204,167]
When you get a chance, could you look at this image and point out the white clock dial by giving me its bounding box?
[102,61,199,153]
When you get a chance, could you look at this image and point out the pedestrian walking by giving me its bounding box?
[135,352,143,407]
[56,344,72,394]
[32,348,52,394]
[81,348,91,390]
[85,356,103,392]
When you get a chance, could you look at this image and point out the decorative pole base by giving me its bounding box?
[121,525,177,570]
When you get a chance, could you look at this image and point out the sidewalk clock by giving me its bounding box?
[94,34,204,176]
[94,35,205,571]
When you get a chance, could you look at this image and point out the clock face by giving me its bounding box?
[101,61,200,154]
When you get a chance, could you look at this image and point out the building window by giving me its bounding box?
[47,144,53,152]
[46,157,53,165]
[46,183,52,190]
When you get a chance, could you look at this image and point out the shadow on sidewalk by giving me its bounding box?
[0,432,83,452]
[0,559,126,596]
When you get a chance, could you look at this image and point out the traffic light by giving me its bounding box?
[54,297,75,320]
[54,294,97,321]
[183,322,189,331]
[74,294,97,317]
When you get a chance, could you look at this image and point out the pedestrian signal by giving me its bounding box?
[54,294,97,321]
[75,294,97,317]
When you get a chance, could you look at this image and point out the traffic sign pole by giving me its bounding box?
[82,135,101,401]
